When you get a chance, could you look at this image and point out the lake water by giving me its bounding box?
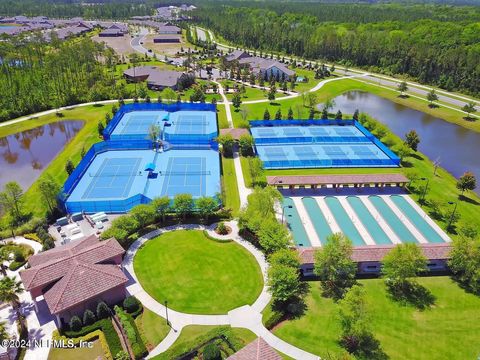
[0,121,83,191]
[320,91,480,195]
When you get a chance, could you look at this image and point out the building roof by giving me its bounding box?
[123,66,159,78]
[20,235,126,315]
[267,173,409,186]
[147,70,184,87]
[43,262,127,315]
[157,25,181,33]
[220,128,250,140]
[226,50,249,62]
[298,243,452,264]
[99,28,124,36]
[20,235,125,290]
[238,56,294,76]
[227,338,282,360]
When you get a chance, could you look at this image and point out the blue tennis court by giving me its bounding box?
[82,157,142,199]
[164,111,217,144]
[160,157,208,197]
[110,111,168,139]
[65,149,221,213]
[252,123,399,169]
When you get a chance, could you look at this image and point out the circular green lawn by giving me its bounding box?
[133,230,263,314]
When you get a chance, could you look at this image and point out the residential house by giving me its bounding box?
[19,235,127,327]
[238,56,295,81]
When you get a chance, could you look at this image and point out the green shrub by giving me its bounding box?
[23,233,41,242]
[123,296,140,314]
[8,261,24,271]
[69,316,82,332]
[264,309,285,330]
[216,222,228,235]
[114,306,147,359]
[203,343,221,360]
[114,351,129,360]
[83,309,96,326]
[100,319,123,358]
[14,250,25,263]
[97,301,110,320]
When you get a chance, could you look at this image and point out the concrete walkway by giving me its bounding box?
[0,237,56,360]
[122,221,320,360]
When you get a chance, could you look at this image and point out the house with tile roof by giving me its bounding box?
[123,66,188,90]
[237,56,295,81]
[298,243,452,276]
[227,337,282,360]
[19,234,127,327]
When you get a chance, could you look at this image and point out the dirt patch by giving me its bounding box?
[143,33,191,57]
[92,34,134,57]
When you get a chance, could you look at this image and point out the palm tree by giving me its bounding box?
[0,320,8,341]
[0,277,26,336]
[0,249,9,277]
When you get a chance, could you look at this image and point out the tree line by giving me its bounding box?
[0,35,127,121]
[191,4,480,96]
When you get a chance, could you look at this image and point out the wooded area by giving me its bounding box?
[192,3,480,95]
[0,36,125,121]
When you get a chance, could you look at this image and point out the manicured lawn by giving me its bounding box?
[133,230,263,314]
[152,325,257,360]
[222,156,240,215]
[269,277,480,360]
[135,307,171,349]
[217,104,229,129]
[48,340,104,360]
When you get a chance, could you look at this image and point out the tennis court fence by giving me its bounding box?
[103,102,216,140]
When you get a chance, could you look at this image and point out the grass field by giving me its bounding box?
[221,156,240,215]
[133,230,263,314]
[135,307,171,349]
[48,340,104,360]
[267,277,480,360]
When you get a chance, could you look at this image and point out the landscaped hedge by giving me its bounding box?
[52,329,113,360]
[114,306,148,359]
[61,319,123,358]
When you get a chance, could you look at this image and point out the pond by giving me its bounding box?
[0,120,83,191]
[320,91,480,195]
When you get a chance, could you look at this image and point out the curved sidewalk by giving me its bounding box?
[122,222,319,360]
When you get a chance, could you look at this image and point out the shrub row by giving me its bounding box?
[114,306,148,359]
[52,329,113,360]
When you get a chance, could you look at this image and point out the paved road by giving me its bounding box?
[195,27,208,42]
[196,26,479,113]
[130,27,185,66]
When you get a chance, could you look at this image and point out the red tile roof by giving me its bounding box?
[219,128,250,140]
[20,235,126,314]
[21,235,124,290]
[43,262,127,314]
[227,338,282,360]
[267,173,408,186]
[298,243,452,264]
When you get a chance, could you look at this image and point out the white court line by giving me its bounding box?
[337,197,375,245]
[291,197,322,247]
[401,195,451,243]
[359,196,402,244]
[381,195,428,244]
[314,197,341,234]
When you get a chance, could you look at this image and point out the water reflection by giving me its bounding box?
[319,91,480,195]
[0,120,83,191]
